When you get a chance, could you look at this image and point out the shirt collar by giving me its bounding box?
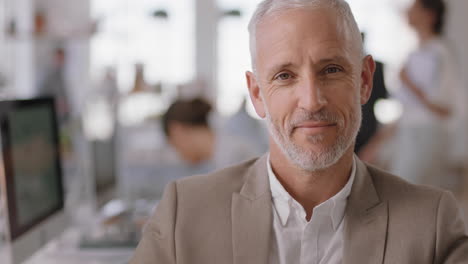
[267,154,356,229]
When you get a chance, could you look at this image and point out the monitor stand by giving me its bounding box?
[2,211,67,264]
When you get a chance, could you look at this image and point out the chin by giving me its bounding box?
[299,135,336,149]
[286,139,351,171]
[297,142,329,154]
[291,152,342,172]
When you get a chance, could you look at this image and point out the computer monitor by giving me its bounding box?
[0,97,67,264]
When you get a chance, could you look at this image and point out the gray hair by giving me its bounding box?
[248,0,363,71]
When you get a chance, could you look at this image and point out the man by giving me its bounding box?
[131,0,468,263]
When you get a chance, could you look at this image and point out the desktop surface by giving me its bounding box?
[0,227,134,264]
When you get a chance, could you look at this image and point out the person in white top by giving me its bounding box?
[391,0,466,191]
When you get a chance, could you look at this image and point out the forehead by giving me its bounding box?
[255,8,356,70]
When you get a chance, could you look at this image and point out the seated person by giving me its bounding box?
[162,98,257,174]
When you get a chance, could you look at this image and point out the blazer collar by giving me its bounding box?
[238,153,271,200]
[232,154,272,264]
[343,158,388,264]
[231,155,388,264]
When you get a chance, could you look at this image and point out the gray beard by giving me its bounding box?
[264,103,361,172]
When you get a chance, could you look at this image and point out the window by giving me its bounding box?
[91,0,195,93]
[216,0,261,116]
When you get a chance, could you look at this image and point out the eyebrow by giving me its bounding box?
[266,62,295,79]
[316,55,349,65]
[265,55,351,78]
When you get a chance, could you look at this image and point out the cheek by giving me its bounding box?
[265,87,297,123]
[330,88,360,123]
[328,78,359,101]
[408,6,424,26]
[344,95,362,129]
[170,134,190,152]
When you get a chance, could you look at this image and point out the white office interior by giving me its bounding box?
[0,0,468,263]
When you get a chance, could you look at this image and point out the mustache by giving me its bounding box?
[289,109,342,129]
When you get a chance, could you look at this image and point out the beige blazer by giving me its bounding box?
[130,155,468,264]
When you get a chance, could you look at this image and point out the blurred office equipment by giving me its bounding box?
[0,98,136,264]
[92,136,117,207]
[0,97,67,264]
[84,68,119,207]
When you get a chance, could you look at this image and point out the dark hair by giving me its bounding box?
[420,0,446,35]
[162,98,212,137]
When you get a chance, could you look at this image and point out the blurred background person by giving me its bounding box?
[355,32,389,155]
[221,97,269,155]
[37,47,70,123]
[390,0,464,192]
[162,97,258,174]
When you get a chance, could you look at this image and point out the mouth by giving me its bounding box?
[293,121,337,133]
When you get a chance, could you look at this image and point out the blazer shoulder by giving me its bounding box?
[366,164,446,204]
[364,164,468,263]
[173,157,260,200]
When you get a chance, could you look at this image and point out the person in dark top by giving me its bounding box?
[355,33,388,153]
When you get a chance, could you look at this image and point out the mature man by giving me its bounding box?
[131,0,468,263]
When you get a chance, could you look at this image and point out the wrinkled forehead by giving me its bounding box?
[254,7,360,66]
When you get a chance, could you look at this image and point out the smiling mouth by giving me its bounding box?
[293,122,337,133]
[295,121,336,129]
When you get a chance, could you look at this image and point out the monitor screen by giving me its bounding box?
[0,97,65,241]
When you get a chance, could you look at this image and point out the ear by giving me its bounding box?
[246,71,266,118]
[360,55,376,105]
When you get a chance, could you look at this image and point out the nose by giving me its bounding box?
[297,77,327,112]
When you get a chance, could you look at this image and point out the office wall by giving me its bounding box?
[196,0,218,103]
[4,0,35,97]
[35,0,91,117]
[447,0,468,91]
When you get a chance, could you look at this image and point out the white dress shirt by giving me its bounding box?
[267,156,356,264]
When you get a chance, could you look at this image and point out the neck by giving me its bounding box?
[418,28,437,45]
[269,142,354,220]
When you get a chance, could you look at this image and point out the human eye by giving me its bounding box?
[323,65,343,75]
[274,72,293,81]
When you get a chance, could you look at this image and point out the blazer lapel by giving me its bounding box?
[343,158,388,264]
[232,154,272,264]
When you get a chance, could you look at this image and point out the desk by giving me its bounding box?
[1,227,135,264]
